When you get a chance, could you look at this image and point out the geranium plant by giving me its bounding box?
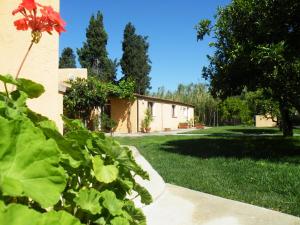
[0,1,152,225]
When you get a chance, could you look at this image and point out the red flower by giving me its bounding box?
[12,0,66,40]
[22,0,37,11]
[14,18,29,30]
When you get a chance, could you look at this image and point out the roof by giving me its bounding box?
[134,94,195,108]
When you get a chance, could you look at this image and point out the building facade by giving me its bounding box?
[109,95,195,133]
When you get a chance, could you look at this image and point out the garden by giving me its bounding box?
[116,126,300,216]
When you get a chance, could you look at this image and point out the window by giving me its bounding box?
[172,105,176,117]
[148,102,154,116]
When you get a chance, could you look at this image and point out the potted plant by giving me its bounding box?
[142,108,153,133]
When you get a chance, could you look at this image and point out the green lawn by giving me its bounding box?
[183,125,300,135]
[116,128,300,216]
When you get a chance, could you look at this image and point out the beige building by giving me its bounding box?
[1,1,193,134]
[255,115,277,128]
[109,95,195,133]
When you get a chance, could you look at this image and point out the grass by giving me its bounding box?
[116,127,300,216]
[183,125,300,135]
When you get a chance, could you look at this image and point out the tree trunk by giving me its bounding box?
[279,101,293,137]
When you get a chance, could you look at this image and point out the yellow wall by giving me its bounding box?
[255,115,277,128]
[137,98,194,132]
[110,97,138,133]
[0,0,62,131]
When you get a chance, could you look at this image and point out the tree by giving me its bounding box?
[219,96,252,125]
[64,77,135,130]
[197,0,300,136]
[120,23,151,95]
[77,11,117,82]
[59,47,76,68]
[152,83,219,126]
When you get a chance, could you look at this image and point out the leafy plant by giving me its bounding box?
[64,77,135,131]
[141,109,153,132]
[101,113,117,136]
[0,1,152,224]
[0,74,152,224]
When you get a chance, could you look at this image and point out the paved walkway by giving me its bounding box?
[144,184,300,225]
[113,128,300,137]
[112,128,198,137]
[129,146,300,225]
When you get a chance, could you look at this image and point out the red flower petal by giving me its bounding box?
[12,5,24,15]
[12,0,66,35]
[14,18,29,30]
[21,0,37,11]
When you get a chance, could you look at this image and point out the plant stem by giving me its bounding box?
[15,41,34,80]
[4,83,9,98]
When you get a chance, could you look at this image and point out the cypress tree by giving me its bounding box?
[120,23,151,95]
[59,47,76,68]
[77,11,117,82]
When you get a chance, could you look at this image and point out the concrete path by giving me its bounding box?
[129,146,300,225]
[112,128,198,137]
[143,184,300,225]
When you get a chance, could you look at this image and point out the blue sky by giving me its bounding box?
[60,0,230,92]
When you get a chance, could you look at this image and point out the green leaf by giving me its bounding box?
[110,217,130,225]
[133,184,153,205]
[0,74,18,85]
[74,188,102,215]
[100,190,124,216]
[123,202,146,225]
[41,210,83,225]
[0,204,83,225]
[38,120,84,168]
[0,117,66,208]
[0,203,41,225]
[94,217,106,225]
[16,78,45,98]
[95,140,149,180]
[93,156,118,184]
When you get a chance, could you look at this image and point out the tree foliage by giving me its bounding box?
[120,23,151,95]
[59,47,77,68]
[77,11,117,82]
[64,77,135,130]
[152,83,219,125]
[0,74,151,225]
[197,0,300,136]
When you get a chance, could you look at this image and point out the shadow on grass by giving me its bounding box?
[162,137,300,163]
[227,128,280,134]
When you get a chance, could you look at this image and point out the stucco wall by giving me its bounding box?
[137,98,194,132]
[0,0,62,131]
[110,97,138,133]
[255,115,277,128]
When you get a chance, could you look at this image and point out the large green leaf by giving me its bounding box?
[92,156,118,184]
[16,78,45,98]
[0,203,83,225]
[74,188,102,215]
[38,120,85,168]
[0,74,18,85]
[95,140,149,180]
[41,210,83,225]
[100,190,124,216]
[0,203,41,225]
[123,202,146,225]
[133,184,153,205]
[0,117,66,208]
[110,217,130,225]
